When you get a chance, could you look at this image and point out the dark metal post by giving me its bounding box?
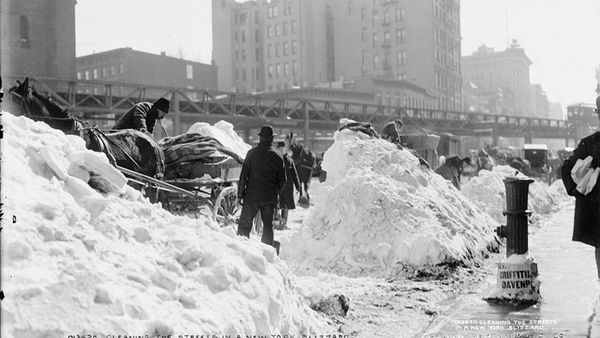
[496,177,534,257]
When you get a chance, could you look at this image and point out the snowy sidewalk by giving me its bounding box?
[423,200,599,337]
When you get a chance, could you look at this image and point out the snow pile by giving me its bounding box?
[461,166,559,224]
[550,179,569,197]
[1,113,331,337]
[187,120,251,159]
[283,129,500,277]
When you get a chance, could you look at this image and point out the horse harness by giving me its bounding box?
[88,128,143,172]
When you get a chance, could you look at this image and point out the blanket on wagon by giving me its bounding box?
[159,133,245,167]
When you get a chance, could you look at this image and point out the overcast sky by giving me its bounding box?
[76,0,600,106]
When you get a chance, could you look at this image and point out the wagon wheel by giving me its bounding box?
[213,186,241,229]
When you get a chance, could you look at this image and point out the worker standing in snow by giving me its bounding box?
[112,98,170,135]
[275,141,302,230]
[562,94,600,278]
[237,125,287,248]
[380,120,431,169]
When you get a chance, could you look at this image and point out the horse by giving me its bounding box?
[82,127,165,179]
[8,77,165,183]
[473,149,495,174]
[6,77,82,133]
[285,133,317,200]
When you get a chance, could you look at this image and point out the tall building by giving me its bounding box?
[530,84,549,118]
[77,48,218,96]
[0,0,76,85]
[212,0,462,111]
[462,42,533,116]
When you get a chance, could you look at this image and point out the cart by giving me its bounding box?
[523,144,552,184]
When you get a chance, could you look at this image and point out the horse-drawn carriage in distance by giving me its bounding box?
[522,143,553,183]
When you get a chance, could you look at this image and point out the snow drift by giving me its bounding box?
[187,120,251,160]
[282,129,500,277]
[0,113,331,337]
[461,166,561,224]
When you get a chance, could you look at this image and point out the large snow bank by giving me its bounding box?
[461,166,560,224]
[187,120,251,159]
[282,130,499,277]
[1,113,330,336]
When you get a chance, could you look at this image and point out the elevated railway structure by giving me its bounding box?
[3,75,577,146]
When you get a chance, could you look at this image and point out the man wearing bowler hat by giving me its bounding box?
[113,98,170,135]
[237,125,287,248]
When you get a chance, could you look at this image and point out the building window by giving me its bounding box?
[384,31,390,44]
[267,5,278,18]
[235,50,239,60]
[373,55,380,69]
[284,63,290,76]
[267,45,273,58]
[362,50,367,65]
[256,48,260,61]
[84,70,90,80]
[268,65,274,78]
[110,66,117,76]
[77,72,82,80]
[255,29,260,42]
[284,2,292,15]
[396,8,405,22]
[291,20,297,34]
[234,32,239,43]
[396,29,405,44]
[396,51,406,66]
[283,22,288,35]
[348,0,353,14]
[267,25,273,38]
[276,43,280,57]
[292,40,298,55]
[276,24,281,37]
[186,64,193,79]
[283,42,289,56]
[276,63,281,77]
[361,28,367,42]
[235,70,239,80]
[242,69,247,81]
[383,10,390,24]
[119,64,125,74]
[372,12,378,26]
[292,61,298,76]
[372,33,378,48]
[242,49,246,61]
[93,68,98,79]
[241,30,246,43]
[19,15,30,48]
[102,67,108,77]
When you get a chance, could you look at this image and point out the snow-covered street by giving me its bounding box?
[0,112,580,338]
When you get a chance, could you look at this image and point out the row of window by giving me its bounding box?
[266,20,298,39]
[267,41,298,58]
[267,61,299,79]
[361,7,406,26]
[362,28,406,46]
[267,3,293,19]
[362,51,407,68]
[77,64,125,80]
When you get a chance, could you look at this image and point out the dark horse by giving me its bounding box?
[6,77,81,133]
[286,133,317,199]
[7,77,164,179]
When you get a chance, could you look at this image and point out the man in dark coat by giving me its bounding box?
[562,95,600,277]
[113,98,170,135]
[275,141,302,229]
[434,156,472,190]
[237,125,287,246]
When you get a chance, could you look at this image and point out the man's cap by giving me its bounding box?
[258,125,275,138]
[276,141,286,148]
[154,98,170,112]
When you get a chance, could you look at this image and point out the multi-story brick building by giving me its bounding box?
[530,84,549,118]
[212,0,461,111]
[76,48,218,97]
[462,42,533,116]
[0,0,76,86]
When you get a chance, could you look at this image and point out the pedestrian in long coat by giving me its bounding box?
[237,125,286,247]
[276,141,302,228]
[562,95,600,277]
